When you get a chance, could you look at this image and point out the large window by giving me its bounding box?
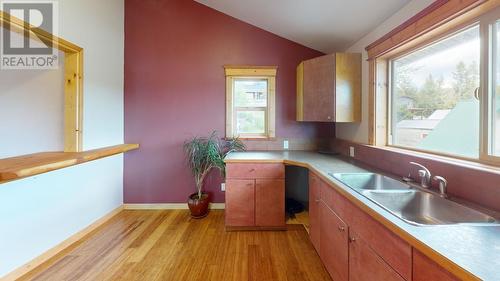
[490,20,500,156]
[380,5,500,163]
[225,67,276,138]
[390,25,480,158]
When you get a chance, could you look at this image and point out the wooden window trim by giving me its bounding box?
[366,0,500,166]
[1,11,84,152]
[365,0,487,60]
[225,66,277,139]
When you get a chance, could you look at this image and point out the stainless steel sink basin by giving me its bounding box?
[331,173,411,190]
[362,190,498,226]
[329,172,498,226]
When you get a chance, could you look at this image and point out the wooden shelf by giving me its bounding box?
[0,144,139,184]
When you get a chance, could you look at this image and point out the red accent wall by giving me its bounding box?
[124,0,331,203]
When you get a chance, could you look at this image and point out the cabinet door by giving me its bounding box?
[309,173,321,252]
[255,179,285,227]
[320,202,348,281]
[225,179,255,227]
[413,250,460,281]
[349,230,405,281]
[302,54,336,122]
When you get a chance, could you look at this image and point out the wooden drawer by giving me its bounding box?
[321,180,412,280]
[320,178,347,218]
[226,163,284,179]
[413,250,460,281]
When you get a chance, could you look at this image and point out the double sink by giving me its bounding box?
[330,173,498,226]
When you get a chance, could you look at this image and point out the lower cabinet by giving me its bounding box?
[413,250,460,281]
[225,179,255,226]
[320,201,348,281]
[309,172,410,281]
[225,163,285,229]
[309,172,321,252]
[255,179,285,227]
[349,230,405,281]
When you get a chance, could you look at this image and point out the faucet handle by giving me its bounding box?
[418,170,428,178]
[433,176,448,197]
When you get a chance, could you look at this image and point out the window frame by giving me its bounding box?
[224,66,277,139]
[367,3,500,166]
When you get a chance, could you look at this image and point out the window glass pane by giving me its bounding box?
[391,25,480,158]
[492,21,500,156]
[236,111,265,135]
[234,79,268,107]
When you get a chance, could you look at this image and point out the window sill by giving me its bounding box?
[239,137,276,141]
[0,144,139,184]
[371,144,500,174]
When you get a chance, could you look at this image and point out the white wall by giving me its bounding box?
[336,0,434,143]
[0,31,65,158]
[0,0,124,277]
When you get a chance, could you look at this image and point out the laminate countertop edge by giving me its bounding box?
[225,151,498,281]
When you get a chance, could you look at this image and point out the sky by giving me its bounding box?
[394,26,480,88]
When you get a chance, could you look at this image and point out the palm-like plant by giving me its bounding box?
[184,131,245,199]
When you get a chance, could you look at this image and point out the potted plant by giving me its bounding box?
[184,131,245,218]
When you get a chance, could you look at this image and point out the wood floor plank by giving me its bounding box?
[19,210,331,281]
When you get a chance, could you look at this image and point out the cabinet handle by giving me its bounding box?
[249,168,255,172]
[315,198,320,203]
[349,236,356,243]
[338,226,345,232]
[327,116,332,120]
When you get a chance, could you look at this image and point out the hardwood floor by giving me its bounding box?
[20,210,331,281]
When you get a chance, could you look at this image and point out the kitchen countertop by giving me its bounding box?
[225,151,500,281]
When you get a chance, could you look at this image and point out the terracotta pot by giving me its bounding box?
[187,192,210,218]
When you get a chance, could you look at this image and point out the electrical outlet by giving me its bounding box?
[221,183,225,192]
[283,139,289,150]
[349,146,355,157]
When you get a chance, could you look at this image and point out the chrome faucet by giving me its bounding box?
[409,162,431,188]
[433,176,448,198]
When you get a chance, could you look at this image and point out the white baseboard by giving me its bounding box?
[2,205,123,281]
[123,203,225,210]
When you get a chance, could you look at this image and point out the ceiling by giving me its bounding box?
[195,0,411,53]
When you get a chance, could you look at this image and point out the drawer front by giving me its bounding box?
[226,163,284,179]
[320,178,347,218]
[321,180,412,280]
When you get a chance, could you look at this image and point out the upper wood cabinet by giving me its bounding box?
[297,53,361,122]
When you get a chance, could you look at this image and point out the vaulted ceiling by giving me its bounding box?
[195,0,411,53]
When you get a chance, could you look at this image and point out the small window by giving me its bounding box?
[390,25,480,158]
[225,67,276,138]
